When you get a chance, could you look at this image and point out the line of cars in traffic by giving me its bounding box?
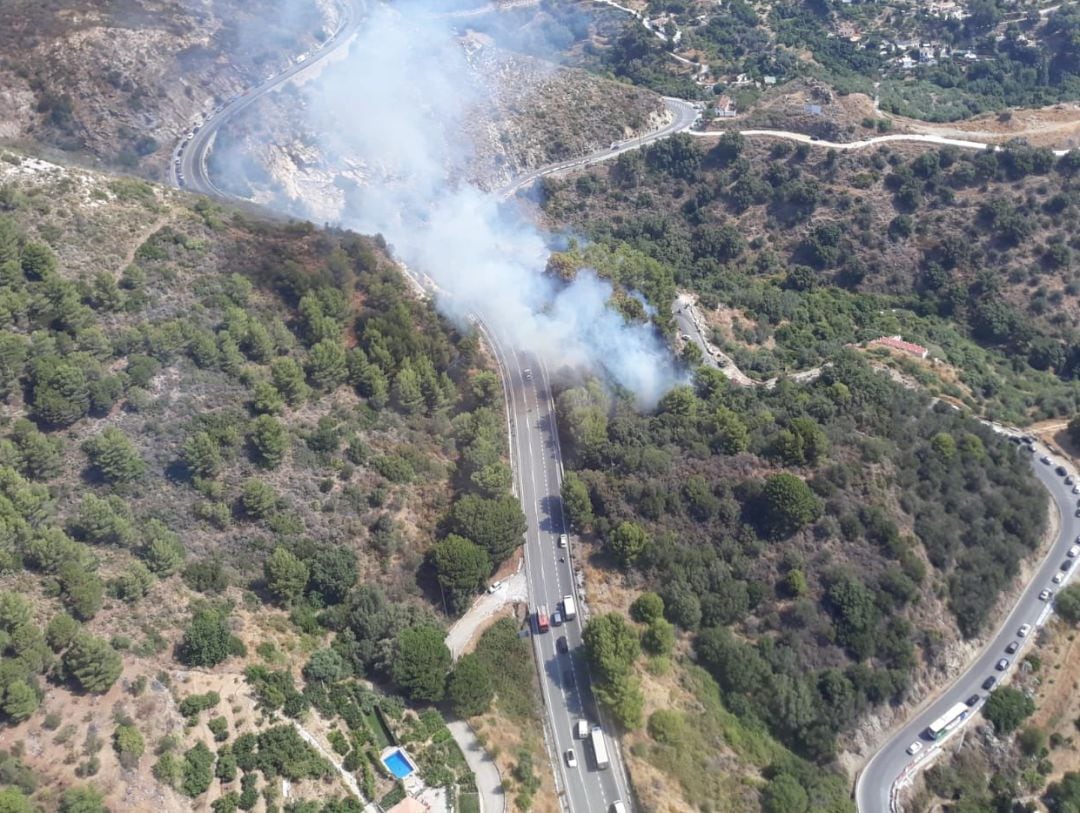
[906,437,1079,757]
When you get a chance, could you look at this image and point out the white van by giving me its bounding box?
[575,719,589,739]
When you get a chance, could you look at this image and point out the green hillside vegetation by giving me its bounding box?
[542,134,1080,422]
[0,154,525,806]
[559,352,1044,805]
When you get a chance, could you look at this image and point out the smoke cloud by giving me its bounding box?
[305,1,683,405]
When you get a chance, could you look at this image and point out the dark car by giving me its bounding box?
[1057,466,1069,477]
[965,694,980,707]
[564,670,576,688]
[982,676,997,691]
[1064,559,1075,572]
[556,636,568,654]
[1022,435,1035,444]
[1005,640,1019,654]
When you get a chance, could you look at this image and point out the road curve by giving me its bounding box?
[499,97,700,199]
[171,0,364,195]
[857,436,1080,812]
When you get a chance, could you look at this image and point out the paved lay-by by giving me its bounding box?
[857,434,1080,811]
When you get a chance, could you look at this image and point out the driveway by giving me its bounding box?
[445,570,527,660]
[447,719,505,813]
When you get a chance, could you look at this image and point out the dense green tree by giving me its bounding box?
[2,680,37,722]
[181,742,215,797]
[58,562,104,620]
[1055,584,1080,624]
[1069,415,1080,449]
[63,635,122,693]
[983,687,1035,734]
[447,495,527,564]
[9,419,62,480]
[391,625,451,702]
[0,788,33,813]
[241,479,277,519]
[630,592,664,624]
[249,415,288,468]
[302,648,350,684]
[761,773,809,813]
[109,561,154,602]
[58,786,108,813]
[583,613,640,685]
[270,357,310,405]
[763,474,822,537]
[179,607,239,668]
[45,613,81,651]
[306,547,357,605]
[391,365,425,414]
[29,356,90,427]
[608,521,650,567]
[73,494,136,547]
[20,243,57,280]
[1047,772,1080,813]
[141,521,185,575]
[263,547,310,605]
[641,618,675,656]
[82,428,145,484]
[251,381,285,415]
[561,471,593,530]
[306,339,348,391]
[182,432,223,479]
[448,652,494,718]
[113,723,145,768]
[430,534,491,614]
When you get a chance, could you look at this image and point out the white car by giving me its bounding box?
[1070,546,1080,558]
[611,804,627,813]
[1054,572,1064,584]
[907,741,923,756]
[1073,485,1080,494]
[1017,623,1032,637]
[1039,589,1053,602]
[558,533,568,548]
[565,749,577,768]
[487,580,504,594]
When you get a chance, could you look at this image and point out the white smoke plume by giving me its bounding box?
[307,1,683,405]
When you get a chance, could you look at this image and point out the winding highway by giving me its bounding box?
[166,2,1080,810]
[859,436,1080,811]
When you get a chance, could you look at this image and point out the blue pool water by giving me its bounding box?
[384,749,414,779]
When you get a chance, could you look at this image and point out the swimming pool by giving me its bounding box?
[383,748,415,779]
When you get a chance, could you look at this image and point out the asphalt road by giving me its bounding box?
[857,436,1080,811]
[499,97,700,199]
[478,323,633,813]
[171,0,363,195]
